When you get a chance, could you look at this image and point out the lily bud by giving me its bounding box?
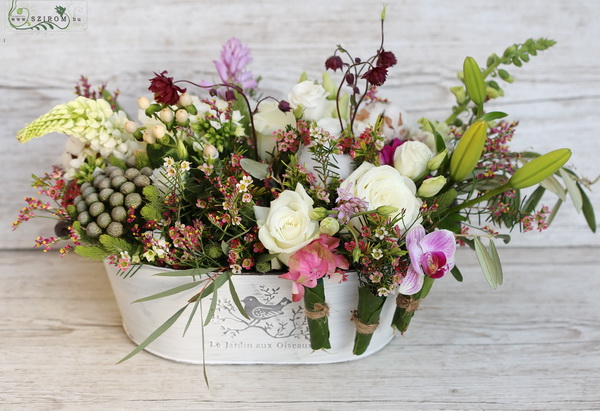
[124,121,138,134]
[428,149,447,171]
[450,86,466,104]
[178,93,193,107]
[418,176,447,198]
[159,108,174,123]
[376,206,398,216]
[309,207,329,221]
[319,217,340,236]
[176,139,188,160]
[449,120,488,182]
[176,109,189,124]
[509,148,572,189]
[137,97,150,110]
[322,72,338,100]
[463,56,486,106]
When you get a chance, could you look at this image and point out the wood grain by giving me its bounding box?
[1,247,599,410]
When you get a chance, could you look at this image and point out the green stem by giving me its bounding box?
[352,286,387,356]
[303,280,331,350]
[444,183,510,216]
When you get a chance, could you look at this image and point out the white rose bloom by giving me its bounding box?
[253,100,296,160]
[340,163,422,231]
[393,140,433,180]
[255,184,320,266]
[288,81,329,122]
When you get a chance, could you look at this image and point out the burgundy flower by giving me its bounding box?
[345,73,355,86]
[148,70,186,105]
[278,100,291,112]
[325,55,344,72]
[379,138,403,166]
[377,50,397,68]
[361,66,388,86]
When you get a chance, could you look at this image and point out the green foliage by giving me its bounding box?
[99,234,134,255]
[74,245,110,261]
[474,237,503,289]
[140,185,163,222]
[135,151,151,169]
[108,155,127,170]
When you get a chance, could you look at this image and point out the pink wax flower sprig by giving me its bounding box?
[399,224,456,295]
[214,38,258,92]
[279,234,349,302]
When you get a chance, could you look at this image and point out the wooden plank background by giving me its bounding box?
[2,0,599,249]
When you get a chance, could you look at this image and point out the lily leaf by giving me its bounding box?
[579,184,597,233]
[559,169,583,213]
[521,186,546,215]
[487,239,504,286]
[474,237,503,289]
[117,305,187,364]
[540,174,566,201]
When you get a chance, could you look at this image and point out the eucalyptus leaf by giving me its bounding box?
[117,305,187,364]
[487,240,504,286]
[473,237,502,289]
[559,169,583,213]
[546,198,563,226]
[579,184,597,233]
[240,158,269,179]
[540,174,566,201]
[183,298,201,337]
[204,283,219,326]
[153,267,218,277]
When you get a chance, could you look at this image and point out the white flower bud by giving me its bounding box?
[418,176,447,198]
[152,124,166,139]
[124,121,138,134]
[137,97,151,110]
[319,217,340,236]
[176,109,189,124]
[143,130,156,144]
[394,140,433,180]
[203,144,219,159]
[159,108,174,123]
[178,93,193,107]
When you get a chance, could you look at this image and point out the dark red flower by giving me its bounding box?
[278,100,291,112]
[148,70,186,105]
[325,55,344,72]
[345,73,355,86]
[377,50,397,68]
[361,66,388,86]
[224,89,236,101]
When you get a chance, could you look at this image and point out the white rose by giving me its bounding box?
[341,163,422,231]
[253,100,296,160]
[256,184,320,266]
[288,81,329,122]
[393,141,433,180]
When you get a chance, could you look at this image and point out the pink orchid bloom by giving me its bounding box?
[279,235,349,302]
[399,225,456,295]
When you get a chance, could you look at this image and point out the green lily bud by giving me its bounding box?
[176,139,188,160]
[449,120,488,182]
[509,148,572,189]
[450,86,466,104]
[418,176,447,198]
[299,71,308,83]
[376,206,398,216]
[428,149,447,171]
[381,4,387,20]
[322,72,338,100]
[309,207,329,221]
[498,69,514,84]
[463,56,486,106]
[319,217,340,236]
[486,86,500,99]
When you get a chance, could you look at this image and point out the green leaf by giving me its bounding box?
[117,305,187,364]
[240,158,269,179]
[428,121,446,153]
[228,275,250,319]
[134,280,205,303]
[153,267,218,277]
[450,265,463,282]
[99,234,134,255]
[463,56,486,106]
[546,198,563,226]
[559,169,583,213]
[481,111,508,122]
[256,253,280,263]
[473,237,502,289]
[203,283,219,326]
[579,185,597,233]
[418,276,435,299]
[540,174,566,201]
[189,271,231,303]
[108,155,127,169]
[487,240,503,286]
[183,297,201,337]
[74,245,110,261]
[521,186,546,215]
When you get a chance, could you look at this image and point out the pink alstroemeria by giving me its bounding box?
[279,235,349,302]
[399,225,456,295]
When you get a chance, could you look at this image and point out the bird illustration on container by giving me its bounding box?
[241,296,292,325]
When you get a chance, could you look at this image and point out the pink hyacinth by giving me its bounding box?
[399,225,456,295]
[279,235,349,302]
[213,38,257,91]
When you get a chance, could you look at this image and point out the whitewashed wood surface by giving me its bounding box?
[1,247,599,410]
[1,0,599,249]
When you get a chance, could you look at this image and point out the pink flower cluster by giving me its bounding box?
[279,235,350,302]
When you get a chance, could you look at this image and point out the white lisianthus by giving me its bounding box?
[418,176,447,197]
[341,162,422,230]
[255,184,320,266]
[393,140,433,180]
[253,100,296,160]
[288,81,329,122]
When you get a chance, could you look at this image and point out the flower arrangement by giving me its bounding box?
[14,10,597,361]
